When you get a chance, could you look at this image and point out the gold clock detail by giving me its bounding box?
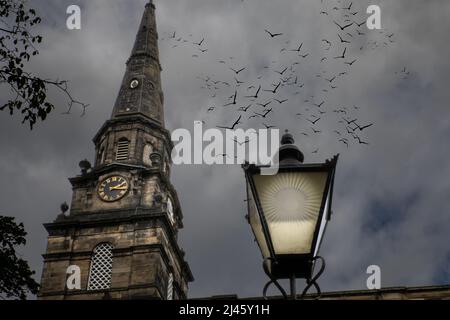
[130,79,139,89]
[98,176,130,202]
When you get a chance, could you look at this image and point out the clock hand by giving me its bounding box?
[110,182,127,191]
[110,186,128,191]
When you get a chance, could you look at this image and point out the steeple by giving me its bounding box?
[111,0,164,125]
[38,1,193,300]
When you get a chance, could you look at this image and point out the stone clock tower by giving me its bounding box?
[38,1,193,300]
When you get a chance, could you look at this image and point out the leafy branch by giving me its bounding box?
[0,215,40,300]
[0,0,88,129]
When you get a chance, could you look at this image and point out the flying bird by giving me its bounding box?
[231,137,251,146]
[257,101,272,108]
[230,67,246,75]
[194,38,205,46]
[265,29,283,38]
[355,135,369,145]
[355,123,373,131]
[217,115,242,130]
[263,82,281,94]
[254,109,273,118]
[307,117,321,125]
[234,77,245,85]
[354,20,366,27]
[343,2,353,10]
[334,21,353,31]
[334,47,347,59]
[290,43,303,52]
[339,138,349,147]
[338,34,351,44]
[313,101,325,108]
[238,104,252,112]
[274,98,288,104]
[262,123,276,129]
[275,67,288,75]
[224,90,238,106]
[245,85,261,99]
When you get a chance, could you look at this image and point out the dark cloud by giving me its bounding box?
[1,0,450,299]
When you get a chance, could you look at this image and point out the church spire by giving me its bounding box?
[111,0,164,125]
[39,1,193,300]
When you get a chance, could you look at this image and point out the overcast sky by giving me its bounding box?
[1,0,450,299]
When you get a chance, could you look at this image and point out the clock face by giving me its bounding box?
[98,176,130,202]
[130,79,139,89]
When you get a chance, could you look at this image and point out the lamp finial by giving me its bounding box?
[281,130,295,145]
[279,131,304,164]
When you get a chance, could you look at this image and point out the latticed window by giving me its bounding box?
[87,243,113,291]
[116,139,130,161]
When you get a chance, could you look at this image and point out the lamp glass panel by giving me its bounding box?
[253,171,328,255]
[314,193,330,257]
[247,182,270,259]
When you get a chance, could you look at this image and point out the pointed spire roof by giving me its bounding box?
[110,0,165,125]
[129,0,159,62]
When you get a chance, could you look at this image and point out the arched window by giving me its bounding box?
[167,273,174,300]
[143,143,153,166]
[167,198,175,224]
[87,243,113,291]
[116,138,130,161]
[98,147,105,165]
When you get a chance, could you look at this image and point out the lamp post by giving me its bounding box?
[242,132,338,300]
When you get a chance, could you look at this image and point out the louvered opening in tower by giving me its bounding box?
[116,140,130,161]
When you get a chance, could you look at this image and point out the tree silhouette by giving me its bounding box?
[0,0,88,129]
[0,215,39,300]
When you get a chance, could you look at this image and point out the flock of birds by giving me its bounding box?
[158,0,412,154]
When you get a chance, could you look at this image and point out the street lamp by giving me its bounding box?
[243,132,338,300]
